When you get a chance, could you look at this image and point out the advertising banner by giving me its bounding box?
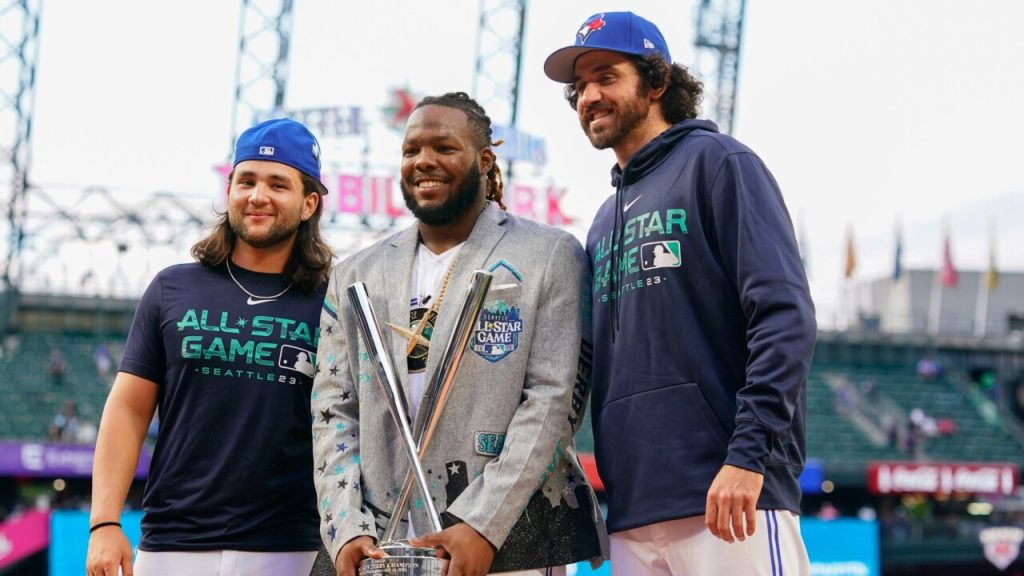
[0,510,50,570]
[44,512,872,576]
[0,441,150,478]
[46,511,608,576]
[867,461,1018,495]
[803,518,880,576]
[50,510,144,576]
[800,458,825,495]
[214,165,574,228]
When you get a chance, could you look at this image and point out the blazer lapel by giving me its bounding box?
[380,225,419,408]
[423,203,508,383]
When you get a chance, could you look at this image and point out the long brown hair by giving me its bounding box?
[191,173,334,292]
[563,53,703,125]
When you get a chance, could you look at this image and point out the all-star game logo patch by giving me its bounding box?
[472,300,523,362]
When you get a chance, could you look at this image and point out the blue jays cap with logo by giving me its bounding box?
[233,118,326,192]
[543,11,671,84]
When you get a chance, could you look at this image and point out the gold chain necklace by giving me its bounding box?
[387,252,459,356]
[226,258,293,301]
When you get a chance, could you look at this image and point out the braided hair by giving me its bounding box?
[414,92,507,210]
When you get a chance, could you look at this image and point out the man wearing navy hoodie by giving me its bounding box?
[545,11,815,575]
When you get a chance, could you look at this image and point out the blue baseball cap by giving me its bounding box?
[233,118,325,192]
[543,11,671,83]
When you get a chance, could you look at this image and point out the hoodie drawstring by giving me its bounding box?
[609,176,625,342]
[606,127,696,344]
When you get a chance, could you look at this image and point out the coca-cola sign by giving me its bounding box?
[867,461,1018,495]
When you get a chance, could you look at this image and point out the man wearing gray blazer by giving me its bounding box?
[311,92,607,576]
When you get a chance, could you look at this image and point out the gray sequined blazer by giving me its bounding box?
[311,203,608,572]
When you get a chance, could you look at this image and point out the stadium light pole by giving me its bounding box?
[228,0,295,158]
[694,0,746,135]
[0,0,42,336]
[471,0,526,178]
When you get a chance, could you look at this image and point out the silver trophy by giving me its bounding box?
[347,270,493,576]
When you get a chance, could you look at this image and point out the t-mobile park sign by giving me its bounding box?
[214,166,573,227]
[867,461,1018,495]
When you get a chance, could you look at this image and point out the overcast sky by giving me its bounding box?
[13,0,1024,326]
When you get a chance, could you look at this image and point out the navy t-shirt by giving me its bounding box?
[120,262,325,551]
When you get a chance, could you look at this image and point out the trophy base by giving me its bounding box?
[358,542,444,576]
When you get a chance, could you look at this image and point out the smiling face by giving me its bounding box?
[572,50,659,157]
[399,105,492,227]
[227,160,318,251]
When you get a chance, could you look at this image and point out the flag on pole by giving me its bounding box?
[893,220,903,281]
[940,226,958,287]
[985,220,999,292]
[844,226,856,279]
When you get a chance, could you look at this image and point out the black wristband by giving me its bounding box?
[90,521,121,533]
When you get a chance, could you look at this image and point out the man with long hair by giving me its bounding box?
[87,118,333,576]
[545,11,816,575]
[312,92,606,576]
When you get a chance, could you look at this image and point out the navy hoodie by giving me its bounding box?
[585,119,816,533]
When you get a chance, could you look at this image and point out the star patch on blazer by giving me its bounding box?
[471,300,522,362]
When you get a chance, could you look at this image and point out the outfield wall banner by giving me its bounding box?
[0,441,150,478]
[50,510,144,576]
[46,513,871,576]
[803,518,880,576]
[47,511,610,576]
[0,509,50,569]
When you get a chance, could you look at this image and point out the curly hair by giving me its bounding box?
[563,53,703,125]
[191,172,334,293]
[414,91,506,210]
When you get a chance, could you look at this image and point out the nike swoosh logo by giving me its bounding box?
[247,297,278,305]
[623,195,643,212]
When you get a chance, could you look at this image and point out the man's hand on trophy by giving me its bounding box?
[411,522,496,576]
[335,535,384,576]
